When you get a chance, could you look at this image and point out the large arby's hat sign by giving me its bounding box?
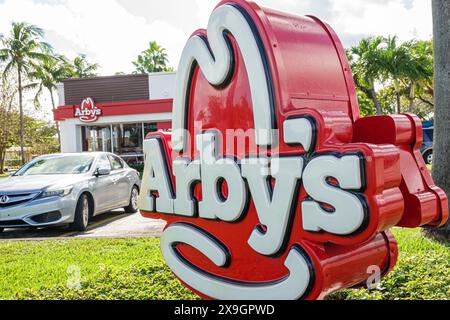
[138,0,448,300]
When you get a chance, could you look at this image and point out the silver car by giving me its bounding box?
[0,152,141,232]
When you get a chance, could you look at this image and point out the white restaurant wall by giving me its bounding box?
[59,121,83,153]
[148,72,176,100]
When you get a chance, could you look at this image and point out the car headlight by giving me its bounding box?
[40,186,73,199]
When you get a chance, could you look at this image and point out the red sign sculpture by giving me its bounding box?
[138,0,448,300]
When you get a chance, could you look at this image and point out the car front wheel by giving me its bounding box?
[124,186,139,214]
[424,150,433,165]
[70,194,90,231]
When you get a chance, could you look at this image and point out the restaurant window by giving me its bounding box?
[113,123,143,159]
[82,126,112,152]
[81,122,163,166]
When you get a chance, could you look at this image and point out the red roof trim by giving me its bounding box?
[54,99,173,121]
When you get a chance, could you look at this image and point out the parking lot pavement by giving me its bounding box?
[0,211,166,241]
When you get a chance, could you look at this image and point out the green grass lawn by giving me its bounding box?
[0,238,197,300]
[329,228,450,300]
[0,229,448,300]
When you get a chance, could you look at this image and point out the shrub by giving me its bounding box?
[328,229,450,300]
[15,264,198,300]
[2,229,448,300]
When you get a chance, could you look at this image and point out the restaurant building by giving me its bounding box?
[53,72,175,164]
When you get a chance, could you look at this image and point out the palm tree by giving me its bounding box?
[379,36,412,113]
[348,37,385,115]
[412,41,435,110]
[69,54,99,78]
[428,0,450,240]
[403,41,434,113]
[379,36,432,114]
[133,41,173,74]
[0,22,50,164]
[29,53,72,148]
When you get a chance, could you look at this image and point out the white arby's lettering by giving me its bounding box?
[241,157,303,256]
[137,138,174,214]
[74,97,102,122]
[197,132,248,222]
[138,119,367,245]
[302,155,366,235]
[74,108,101,118]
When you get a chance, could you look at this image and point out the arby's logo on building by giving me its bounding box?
[138,0,448,300]
[74,97,102,122]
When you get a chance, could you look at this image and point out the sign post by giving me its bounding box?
[139,0,448,300]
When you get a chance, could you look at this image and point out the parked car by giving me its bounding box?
[421,127,434,165]
[0,152,140,232]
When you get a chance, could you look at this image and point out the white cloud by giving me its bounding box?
[0,0,433,74]
[329,0,432,44]
[256,0,432,46]
[0,0,190,75]
[0,0,433,120]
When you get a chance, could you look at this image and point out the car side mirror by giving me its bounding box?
[95,167,111,176]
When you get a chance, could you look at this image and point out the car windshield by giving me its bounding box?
[15,155,95,176]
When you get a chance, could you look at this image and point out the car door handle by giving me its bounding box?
[112,178,119,184]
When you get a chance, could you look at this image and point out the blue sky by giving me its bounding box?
[0,0,432,75]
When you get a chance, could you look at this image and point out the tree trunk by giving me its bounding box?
[408,84,415,113]
[408,98,415,113]
[0,148,4,174]
[369,88,383,115]
[427,0,450,240]
[396,92,402,113]
[17,66,25,165]
[393,79,402,113]
[418,95,434,107]
[49,87,61,150]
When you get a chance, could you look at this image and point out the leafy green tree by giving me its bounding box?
[68,54,99,78]
[355,89,375,117]
[29,52,73,148]
[0,69,19,173]
[133,41,173,74]
[0,22,51,165]
[405,40,434,112]
[348,37,385,115]
[380,37,433,114]
[349,36,435,117]
[379,36,409,113]
[377,86,398,115]
[24,116,59,157]
[0,65,58,172]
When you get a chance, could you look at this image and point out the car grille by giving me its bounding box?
[0,219,29,227]
[0,192,40,208]
[29,211,62,224]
